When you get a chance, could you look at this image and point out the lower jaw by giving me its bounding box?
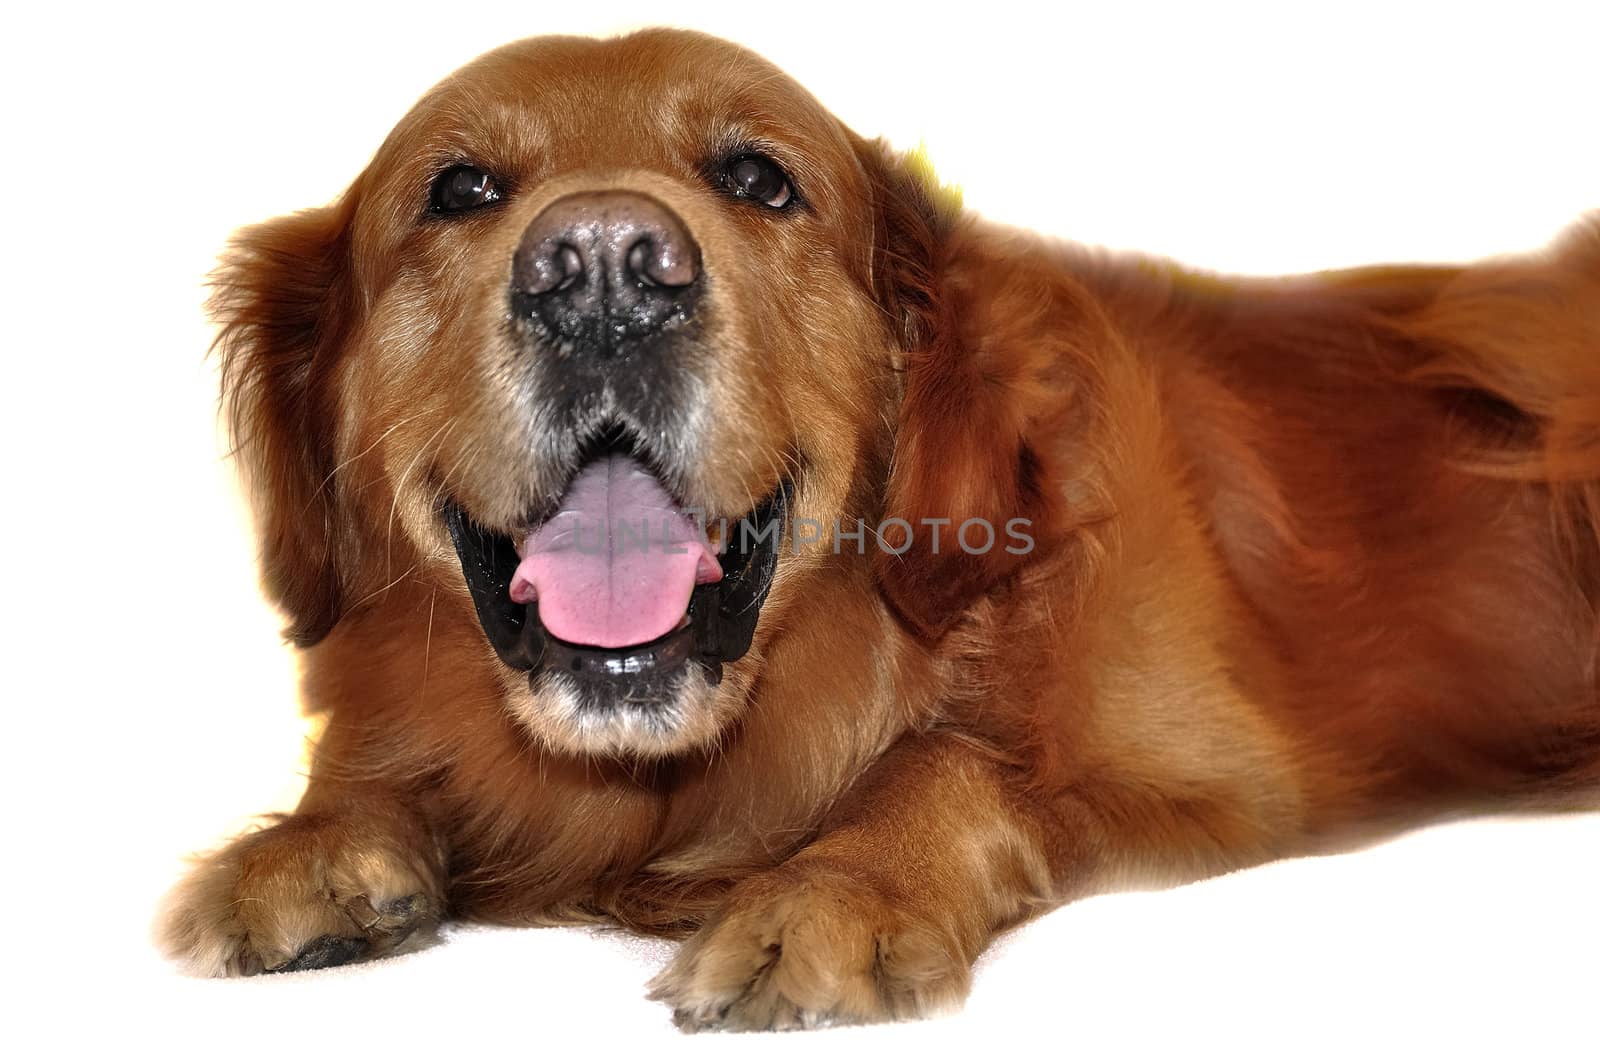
[541,619,717,685]
[521,659,725,758]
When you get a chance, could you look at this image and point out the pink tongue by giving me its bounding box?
[509,454,721,648]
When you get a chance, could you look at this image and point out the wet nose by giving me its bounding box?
[511,191,701,346]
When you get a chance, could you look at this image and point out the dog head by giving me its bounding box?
[215,29,1066,757]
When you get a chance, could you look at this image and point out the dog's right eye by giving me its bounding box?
[429,165,502,215]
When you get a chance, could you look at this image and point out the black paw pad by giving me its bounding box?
[270,934,371,973]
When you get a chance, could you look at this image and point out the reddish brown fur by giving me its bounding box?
[161,29,1600,1030]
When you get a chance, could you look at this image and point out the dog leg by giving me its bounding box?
[649,733,1060,1030]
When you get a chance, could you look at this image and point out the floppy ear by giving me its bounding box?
[856,140,1077,640]
[211,198,359,647]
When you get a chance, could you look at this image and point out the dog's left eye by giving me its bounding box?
[429,164,502,215]
[722,153,794,209]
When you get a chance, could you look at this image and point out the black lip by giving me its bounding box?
[444,484,788,691]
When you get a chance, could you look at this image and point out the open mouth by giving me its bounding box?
[444,433,787,692]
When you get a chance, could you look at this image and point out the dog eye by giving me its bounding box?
[430,164,502,215]
[723,153,794,209]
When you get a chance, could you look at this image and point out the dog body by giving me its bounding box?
[162,29,1600,1029]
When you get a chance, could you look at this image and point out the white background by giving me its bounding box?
[4,1,1597,1058]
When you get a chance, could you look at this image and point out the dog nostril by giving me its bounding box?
[627,241,657,288]
[524,243,584,295]
[552,245,583,292]
[626,237,696,289]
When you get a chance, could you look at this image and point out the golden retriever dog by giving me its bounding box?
[160,28,1600,1030]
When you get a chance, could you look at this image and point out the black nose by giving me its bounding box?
[511,191,701,348]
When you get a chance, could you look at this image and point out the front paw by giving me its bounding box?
[648,866,970,1031]
[158,811,444,976]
